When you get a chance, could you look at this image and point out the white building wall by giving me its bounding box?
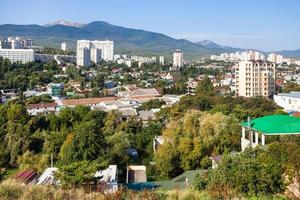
[77,40,114,66]
[173,50,183,67]
[0,49,35,63]
[274,93,300,112]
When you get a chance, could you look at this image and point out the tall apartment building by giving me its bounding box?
[2,37,34,49]
[173,49,183,68]
[235,60,275,97]
[61,42,70,51]
[77,40,114,67]
[0,49,35,63]
[267,53,284,64]
[159,56,165,65]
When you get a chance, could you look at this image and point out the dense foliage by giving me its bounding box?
[0,57,61,90]
[193,142,300,199]
[155,111,241,177]
[0,103,162,185]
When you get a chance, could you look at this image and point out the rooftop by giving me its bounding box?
[241,115,300,135]
[62,97,118,106]
[275,91,300,98]
[27,102,58,109]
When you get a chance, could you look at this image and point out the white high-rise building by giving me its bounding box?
[159,56,165,65]
[0,49,35,63]
[91,48,102,64]
[61,42,70,51]
[267,53,284,64]
[76,40,114,67]
[235,60,275,98]
[91,40,114,61]
[173,50,183,68]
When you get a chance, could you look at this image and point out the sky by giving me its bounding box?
[1,0,300,51]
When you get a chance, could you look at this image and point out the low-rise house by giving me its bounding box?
[61,97,118,107]
[92,100,138,118]
[26,102,58,115]
[274,91,300,112]
[47,83,64,97]
[138,110,156,123]
[162,94,182,105]
[186,78,200,95]
[118,86,161,103]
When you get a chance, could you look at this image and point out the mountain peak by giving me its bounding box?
[45,19,85,28]
[197,40,223,48]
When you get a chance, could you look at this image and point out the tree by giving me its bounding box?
[193,142,300,198]
[155,111,241,177]
[57,161,99,188]
[59,121,104,163]
[195,76,214,95]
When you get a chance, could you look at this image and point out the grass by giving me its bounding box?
[0,179,293,200]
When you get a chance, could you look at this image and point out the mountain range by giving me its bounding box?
[0,20,299,59]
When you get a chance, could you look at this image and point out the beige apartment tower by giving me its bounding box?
[235,60,275,97]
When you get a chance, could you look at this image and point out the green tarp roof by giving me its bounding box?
[241,115,300,135]
[126,170,207,191]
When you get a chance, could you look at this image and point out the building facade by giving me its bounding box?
[61,42,70,51]
[235,60,275,97]
[0,49,35,63]
[274,92,300,112]
[159,56,164,65]
[173,50,183,68]
[76,40,114,67]
[0,37,34,49]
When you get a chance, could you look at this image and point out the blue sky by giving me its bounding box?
[1,0,299,51]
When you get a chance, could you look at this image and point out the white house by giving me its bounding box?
[274,91,300,112]
[26,102,58,116]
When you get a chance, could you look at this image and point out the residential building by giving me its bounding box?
[138,110,156,123]
[26,102,58,116]
[173,49,183,68]
[0,49,35,63]
[61,97,118,107]
[0,37,34,49]
[131,55,157,67]
[274,91,300,112]
[61,42,70,51]
[267,53,284,64]
[77,40,91,66]
[159,56,165,65]
[77,40,114,66]
[235,60,276,97]
[162,94,181,105]
[47,83,64,97]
